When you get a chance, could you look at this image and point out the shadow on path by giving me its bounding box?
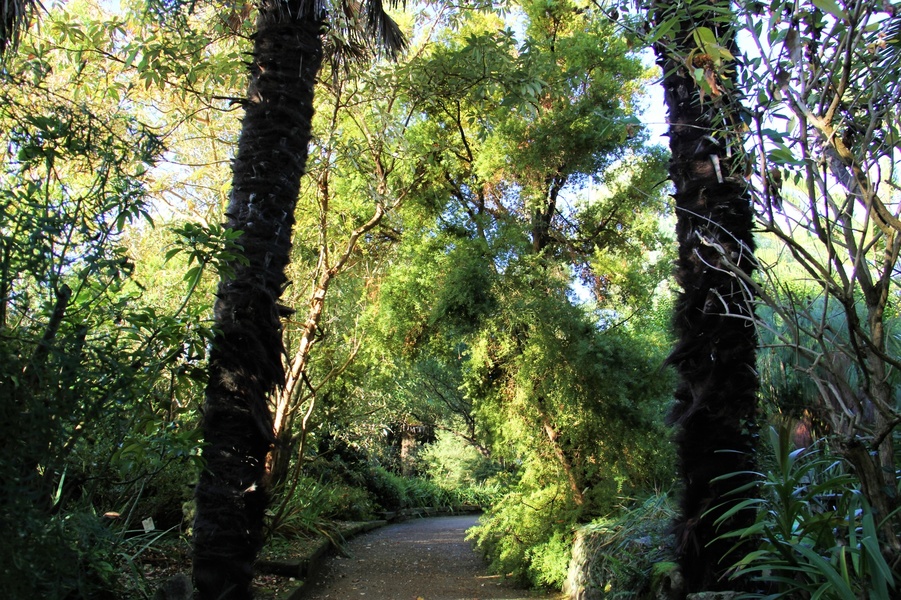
[297,515,565,600]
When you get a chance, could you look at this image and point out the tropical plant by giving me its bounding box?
[0,0,38,55]
[354,1,679,586]
[192,0,406,596]
[718,426,897,598]
[730,0,901,566]
[564,493,677,599]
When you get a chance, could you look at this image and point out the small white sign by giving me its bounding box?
[142,517,155,533]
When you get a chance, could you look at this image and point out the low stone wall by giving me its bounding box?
[563,529,603,600]
[563,527,660,599]
[256,520,387,580]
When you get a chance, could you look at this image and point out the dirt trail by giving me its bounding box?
[297,514,565,600]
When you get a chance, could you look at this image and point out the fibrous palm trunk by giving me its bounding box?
[655,22,759,594]
[192,4,324,599]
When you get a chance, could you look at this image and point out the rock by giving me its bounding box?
[650,562,683,600]
[153,573,193,600]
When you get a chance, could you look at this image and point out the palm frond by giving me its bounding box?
[264,0,405,64]
[323,29,370,75]
[1,0,42,57]
[323,0,406,70]
[363,0,406,58]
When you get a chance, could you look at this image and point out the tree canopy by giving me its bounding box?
[0,0,899,598]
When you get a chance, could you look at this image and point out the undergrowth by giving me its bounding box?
[566,493,676,598]
[718,426,899,599]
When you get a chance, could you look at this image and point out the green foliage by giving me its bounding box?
[418,431,498,489]
[273,476,378,533]
[469,482,580,588]
[0,1,694,596]
[717,426,898,598]
[362,464,488,511]
[166,222,249,284]
[0,1,233,596]
[349,3,678,589]
[567,493,676,598]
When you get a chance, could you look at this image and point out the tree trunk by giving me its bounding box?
[268,186,386,487]
[533,394,584,506]
[542,419,584,506]
[654,11,759,592]
[267,282,328,488]
[400,429,417,476]
[192,3,323,599]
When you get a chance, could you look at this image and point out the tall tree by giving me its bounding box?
[735,0,901,564]
[367,2,677,586]
[267,51,431,490]
[191,1,404,598]
[651,0,759,592]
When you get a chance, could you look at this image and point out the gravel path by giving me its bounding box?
[297,515,565,600]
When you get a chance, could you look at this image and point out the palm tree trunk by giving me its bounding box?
[654,10,759,593]
[192,3,323,598]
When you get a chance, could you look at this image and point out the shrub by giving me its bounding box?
[364,465,411,510]
[718,426,897,599]
[468,483,581,588]
[564,493,675,598]
[271,476,378,536]
[418,431,495,488]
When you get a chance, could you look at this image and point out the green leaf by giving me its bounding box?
[768,146,804,166]
[811,0,846,19]
[651,16,679,43]
[860,513,893,585]
[793,544,856,598]
[183,265,202,283]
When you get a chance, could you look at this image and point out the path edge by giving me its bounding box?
[258,506,483,600]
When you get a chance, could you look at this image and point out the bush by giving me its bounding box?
[564,493,675,599]
[0,501,185,600]
[449,480,504,507]
[718,426,898,599]
[0,510,114,599]
[468,483,581,588]
[271,476,378,537]
[364,466,453,510]
[418,431,496,488]
[363,465,411,510]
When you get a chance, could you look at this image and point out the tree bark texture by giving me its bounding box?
[656,33,759,593]
[193,4,324,599]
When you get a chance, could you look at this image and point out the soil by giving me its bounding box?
[296,514,566,600]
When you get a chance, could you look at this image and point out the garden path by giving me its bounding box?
[296,514,566,600]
